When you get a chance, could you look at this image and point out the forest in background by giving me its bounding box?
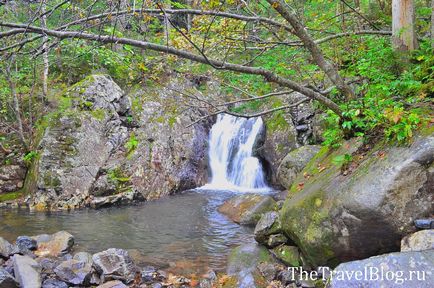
[0,0,433,159]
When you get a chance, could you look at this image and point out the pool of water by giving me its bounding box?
[0,190,255,275]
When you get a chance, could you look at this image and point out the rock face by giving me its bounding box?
[25,75,211,210]
[218,194,276,225]
[0,165,26,194]
[92,248,137,283]
[33,231,74,257]
[401,230,434,252]
[13,254,42,288]
[277,145,321,189]
[254,211,282,244]
[329,250,434,288]
[280,132,434,266]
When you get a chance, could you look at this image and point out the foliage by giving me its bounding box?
[23,151,39,164]
[125,132,139,156]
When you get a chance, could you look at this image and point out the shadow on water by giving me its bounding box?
[0,190,254,275]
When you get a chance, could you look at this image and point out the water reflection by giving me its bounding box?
[0,190,253,275]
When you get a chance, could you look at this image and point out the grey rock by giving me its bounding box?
[401,230,434,252]
[280,133,434,266]
[92,248,137,283]
[54,259,93,285]
[0,267,18,288]
[13,254,42,288]
[254,211,281,244]
[329,250,434,288]
[267,233,288,248]
[0,237,14,259]
[96,280,128,288]
[276,145,321,189]
[90,190,144,209]
[33,231,74,257]
[41,279,68,288]
[16,236,37,253]
[73,251,93,263]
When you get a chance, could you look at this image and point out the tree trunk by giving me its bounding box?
[267,0,356,100]
[392,0,418,51]
[41,0,49,103]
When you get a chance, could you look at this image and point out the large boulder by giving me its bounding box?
[92,248,137,283]
[13,254,42,288]
[401,230,434,252]
[280,131,434,267]
[277,145,321,189]
[218,194,276,225]
[32,231,74,257]
[329,250,434,288]
[24,75,211,210]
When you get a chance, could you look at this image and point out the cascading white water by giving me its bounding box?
[201,113,270,192]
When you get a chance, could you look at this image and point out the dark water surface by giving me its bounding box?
[0,190,254,275]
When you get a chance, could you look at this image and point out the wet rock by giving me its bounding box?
[13,254,42,288]
[96,280,128,288]
[271,245,300,267]
[257,262,278,282]
[73,251,93,263]
[401,229,434,252]
[141,266,157,283]
[33,231,74,257]
[329,250,434,288]
[0,267,18,288]
[227,243,274,288]
[276,145,320,189]
[54,259,93,285]
[267,234,288,248]
[280,132,434,266]
[218,194,276,225]
[254,211,281,244]
[37,258,58,274]
[16,236,37,253]
[92,248,137,283]
[41,279,68,288]
[0,237,15,259]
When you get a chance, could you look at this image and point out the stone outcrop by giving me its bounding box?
[277,145,321,189]
[280,130,434,266]
[24,75,211,210]
[0,165,26,194]
[218,194,277,225]
[13,254,42,288]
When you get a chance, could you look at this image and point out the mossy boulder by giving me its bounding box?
[227,243,274,288]
[280,130,434,267]
[271,245,300,267]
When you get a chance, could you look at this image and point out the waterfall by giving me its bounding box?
[201,113,270,192]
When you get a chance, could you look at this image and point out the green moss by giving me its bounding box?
[265,111,290,133]
[272,245,300,267]
[89,109,106,121]
[0,191,23,202]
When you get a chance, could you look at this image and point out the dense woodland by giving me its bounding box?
[0,0,432,156]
